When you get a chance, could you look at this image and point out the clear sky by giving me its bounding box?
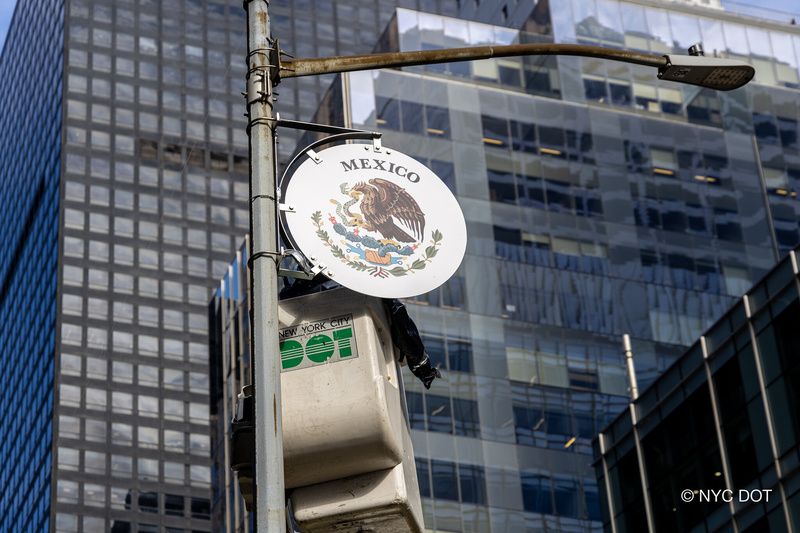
[0,0,798,54]
[723,0,800,19]
[0,0,15,52]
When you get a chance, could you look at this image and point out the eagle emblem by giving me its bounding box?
[311,178,443,278]
[351,178,425,243]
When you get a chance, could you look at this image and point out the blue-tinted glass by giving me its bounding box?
[449,61,470,77]
[521,473,553,514]
[426,394,452,434]
[425,105,450,138]
[401,101,424,134]
[375,96,400,130]
[499,65,521,86]
[511,120,537,153]
[447,339,472,373]
[553,477,580,517]
[514,405,540,445]
[458,464,487,504]
[522,175,546,208]
[430,159,456,192]
[424,337,447,369]
[662,207,687,233]
[431,460,459,501]
[609,82,631,106]
[494,226,522,245]
[482,115,509,147]
[661,101,681,115]
[545,180,573,212]
[778,117,798,149]
[415,458,431,498]
[584,78,607,102]
[406,391,426,430]
[753,112,779,144]
[584,485,602,521]
[488,169,517,204]
[525,67,556,95]
[441,276,465,308]
[453,398,480,437]
[539,126,564,149]
[545,409,570,436]
[574,413,595,439]
[625,141,649,171]
[714,208,743,243]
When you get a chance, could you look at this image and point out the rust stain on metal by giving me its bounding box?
[273,395,277,436]
[258,11,267,26]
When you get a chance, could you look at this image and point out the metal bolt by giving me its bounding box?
[688,43,704,56]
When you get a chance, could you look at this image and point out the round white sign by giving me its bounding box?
[281,143,467,298]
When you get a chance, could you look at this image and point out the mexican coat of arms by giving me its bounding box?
[312,178,444,278]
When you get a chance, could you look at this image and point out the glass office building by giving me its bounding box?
[209,241,250,532]
[1,0,459,532]
[0,1,63,531]
[594,247,800,532]
[264,4,797,532]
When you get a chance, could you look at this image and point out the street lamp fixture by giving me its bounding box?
[658,54,755,91]
[243,2,756,530]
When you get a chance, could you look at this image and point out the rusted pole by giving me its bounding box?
[244,0,286,531]
[280,43,667,79]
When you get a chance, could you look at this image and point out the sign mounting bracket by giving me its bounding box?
[275,114,381,137]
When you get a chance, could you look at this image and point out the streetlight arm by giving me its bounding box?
[280,43,667,79]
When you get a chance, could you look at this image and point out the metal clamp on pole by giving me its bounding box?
[277,249,319,280]
[246,63,273,104]
[247,250,284,267]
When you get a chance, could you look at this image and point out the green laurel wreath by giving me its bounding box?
[311,211,443,278]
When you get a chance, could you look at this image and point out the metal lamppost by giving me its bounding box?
[243,1,755,531]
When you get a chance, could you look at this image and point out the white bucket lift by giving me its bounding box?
[277,288,423,532]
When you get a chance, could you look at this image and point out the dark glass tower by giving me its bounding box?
[0,1,63,531]
[595,247,800,532]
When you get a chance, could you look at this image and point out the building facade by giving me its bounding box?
[0,0,459,532]
[55,1,253,529]
[296,3,800,532]
[594,247,800,532]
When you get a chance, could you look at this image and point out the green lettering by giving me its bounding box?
[280,339,304,369]
[305,334,335,363]
[333,327,354,357]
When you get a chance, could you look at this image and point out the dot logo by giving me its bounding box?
[279,314,358,371]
